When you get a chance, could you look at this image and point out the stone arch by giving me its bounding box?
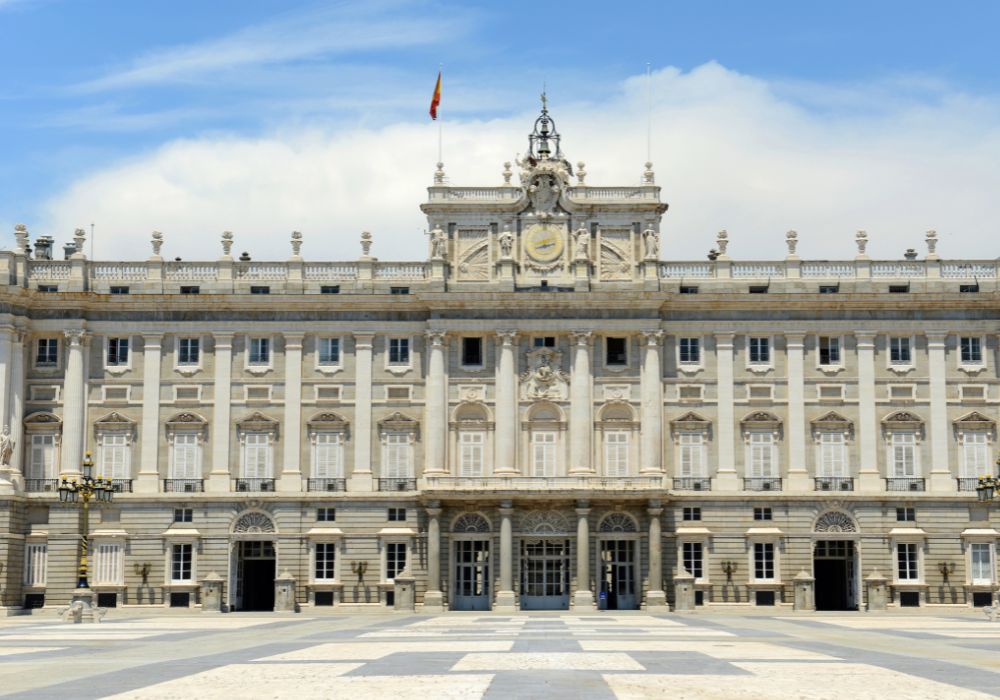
[813,510,858,534]
[230,510,277,535]
[598,401,636,422]
[598,512,638,533]
[451,512,492,533]
[525,401,565,423]
[451,401,492,424]
[518,510,571,535]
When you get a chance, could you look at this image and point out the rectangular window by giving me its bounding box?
[896,542,919,580]
[971,543,994,585]
[533,336,556,348]
[461,337,483,367]
[318,338,341,366]
[179,285,200,294]
[109,285,129,295]
[101,433,129,480]
[962,431,991,478]
[313,432,343,479]
[173,508,193,523]
[683,542,704,579]
[678,432,704,477]
[383,433,413,478]
[250,285,270,295]
[24,543,47,586]
[315,542,336,580]
[35,338,58,367]
[818,285,839,294]
[818,432,846,476]
[679,337,701,365]
[321,285,340,294]
[242,433,271,478]
[890,337,911,364]
[678,285,699,295]
[682,507,701,521]
[753,507,773,521]
[748,337,770,364]
[37,285,58,293]
[818,337,840,366]
[606,337,627,366]
[754,542,775,580]
[889,285,909,294]
[896,507,915,522]
[386,542,406,581]
[388,338,410,365]
[604,431,629,477]
[459,431,485,477]
[171,544,193,582]
[531,430,557,477]
[387,507,406,522]
[317,507,336,522]
[960,284,979,294]
[389,287,409,295]
[94,543,123,585]
[749,432,775,477]
[891,432,916,477]
[249,337,270,365]
[107,338,129,366]
[171,433,200,479]
[961,336,984,364]
[748,285,768,295]
[178,338,200,365]
[28,434,56,479]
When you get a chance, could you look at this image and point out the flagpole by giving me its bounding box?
[438,64,443,165]
[645,62,652,163]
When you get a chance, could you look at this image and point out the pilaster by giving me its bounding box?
[135,333,163,493]
[714,333,738,491]
[856,332,881,492]
[639,330,664,474]
[59,328,87,478]
[568,330,594,474]
[927,332,952,493]
[785,332,809,491]
[279,332,304,492]
[348,332,375,491]
[207,332,233,493]
[423,331,448,476]
[493,331,519,475]
[423,502,444,611]
[645,501,667,610]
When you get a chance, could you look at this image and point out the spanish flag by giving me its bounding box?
[429,71,442,120]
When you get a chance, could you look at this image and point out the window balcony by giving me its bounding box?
[744,477,782,492]
[378,478,417,492]
[672,477,712,491]
[422,476,664,491]
[886,477,925,492]
[24,479,59,493]
[814,477,854,492]
[234,478,276,492]
[163,479,205,493]
[957,478,980,492]
[308,478,347,492]
[109,479,133,493]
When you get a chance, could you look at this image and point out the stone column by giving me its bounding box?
[646,501,667,609]
[856,332,880,491]
[639,330,664,474]
[207,332,233,492]
[573,500,594,608]
[785,332,809,491]
[424,502,444,611]
[349,332,375,491]
[0,326,15,492]
[714,333,738,490]
[135,333,162,493]
[7,329,26,487]
[59,329,87,478]
[495,500,516,611]
[494,331,519,475]
[279,333,304,492]
[569,331,594,474]
[423,331,448,475]
[927,332,952,493]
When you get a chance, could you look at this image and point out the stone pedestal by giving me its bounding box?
[200,572,224,613]
[673,573,695,612]
[61,588,104,624]
[866,569,888,611]
[793,569,815,611]
[494,590,517,612]
[274,570,297,613]
[393,572,416,612]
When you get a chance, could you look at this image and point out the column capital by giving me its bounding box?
[496,330,519,346]
[784,331,807,346]
[141,331,163,343]
[714,332,735,347]
[212,331,234,346]
[283,331,305,343]
[569,330,594,346]
[424,330,448,346]
[353,332,375,348]
[498,499,513,514]
[647,506,663,517]
[854,331,877,345]
[925,331,948,345]
[575,499,590,512]
[63,328,87,346]
[639,329,664,346]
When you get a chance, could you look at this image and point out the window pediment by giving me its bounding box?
[670,411,711,434]
[596,400,638,429]
[236,411,279,437]
[810,411,853,438]
[24,412,61,431]
[165,412,208,438]
[378,411,419,437]
[93,411,136,433]
[954,411,995,433]
[307,412,349,435]
[741,411,781,433]
[882,411,923,430]
[450,401,493,429]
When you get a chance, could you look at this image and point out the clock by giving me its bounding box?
[523,224,564,263]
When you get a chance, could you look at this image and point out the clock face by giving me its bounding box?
[524,224,564,263]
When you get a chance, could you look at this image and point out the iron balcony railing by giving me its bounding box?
[744,477,783,492]
[957,478,980,492]
[163,479,205,493]
[672,477,712,491]
[24,479,59,493]
[234,478,276,492]
[109,479,133,493]
[814,477,854,492]
[886,477,925,492]
[307,478,347,492]
[378,478,417,492]
[422,476,663,490]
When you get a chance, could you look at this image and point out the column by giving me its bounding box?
[494,331,519,475]
[135,333,162,493]
[714,333,738,490]
[349,332,375,491]
[59,329,87,478]
[207,332,233,492]
[424,501,444,611]
[279,332,304,492]
[7,330,25,487]
[495,500,516,611]
[856,332,880,491]
[639,331,664,474]
[646,501,667,609]
[927,332,952,492]
[423,331,448,475]
[569,331,594,474]
[0,326,14,492]
[785,332,809,491]
[573,500,594,608]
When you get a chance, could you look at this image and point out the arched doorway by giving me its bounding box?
[596,512,640,610]
[450,513,492,611]
[812,511,859,611]
[229,511,277,611]
[518,511,571,611]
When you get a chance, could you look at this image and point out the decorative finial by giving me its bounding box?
[150,231,164,257]
[221,231,233,257]
[360,230,373,258]
[14,224,28,254]
[716,230,729,258]
[855,229,868,258]
[290,230,303,258]
[925,229,938,258]
[541,90,548,113]
[73,228,86,256]
[576,162,586,185]
[502,162,512,185]
[785,230,798,258]
[434,161,445,185]
[642,161,655,185]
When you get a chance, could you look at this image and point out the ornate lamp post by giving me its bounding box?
[58,452,113,621]
[976,461,1000,503]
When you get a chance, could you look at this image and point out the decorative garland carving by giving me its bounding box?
[813,511,858,534]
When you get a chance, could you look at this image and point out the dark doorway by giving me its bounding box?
[237,540,276,611]
[814,540,857,611]
[599,540,638,610]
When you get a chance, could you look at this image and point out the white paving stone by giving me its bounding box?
[452,651,644,671]
[0,646,64,656]
[580,640,841,660]
[257,640,514,661]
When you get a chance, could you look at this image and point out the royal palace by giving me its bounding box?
[0,104,998,616]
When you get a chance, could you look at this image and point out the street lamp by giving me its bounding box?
[58,452,114,591]
[975,460,1000,503]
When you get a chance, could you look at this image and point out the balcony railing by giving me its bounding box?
[109,479,133,493]
[673,477,712,491]
[164,479,204,493]
[814,477,855,492]
[957,477,980,492]
[24,479,59,493]
[378,478,417,491]
[235,478,276,492]
[308,478,347,492]
[886,477,926,492]
[744,478,783,492]
[423,476,663,490]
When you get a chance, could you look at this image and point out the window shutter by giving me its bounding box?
[604,431,628,477]
[314,432,343,478]
[171,433,199,479]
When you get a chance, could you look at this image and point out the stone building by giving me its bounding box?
[0,102,997,614]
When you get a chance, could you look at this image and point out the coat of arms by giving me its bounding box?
[520,348,569,400]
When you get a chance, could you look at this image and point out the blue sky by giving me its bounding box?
[3,0,1000,260]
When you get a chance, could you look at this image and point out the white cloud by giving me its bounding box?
[39,62,1000,263]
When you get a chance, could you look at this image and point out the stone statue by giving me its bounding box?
[643,228,659,259]
[573,227,590,260]
[0,426,12,467]
[498,229,514,259]
[430,227,446,260]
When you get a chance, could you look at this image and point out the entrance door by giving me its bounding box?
[237,540,276,611]
[453,540,491,611]
[599,539,638,610]
[814,540,857,611]
[519,539,570,610]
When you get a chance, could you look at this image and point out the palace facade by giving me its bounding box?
[0,104,998,614]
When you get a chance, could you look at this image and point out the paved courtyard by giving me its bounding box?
[0,611,998,699]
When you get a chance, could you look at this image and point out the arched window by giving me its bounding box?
[451,403,492,477]
[596,402,638,477]
[523,403,564,477]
